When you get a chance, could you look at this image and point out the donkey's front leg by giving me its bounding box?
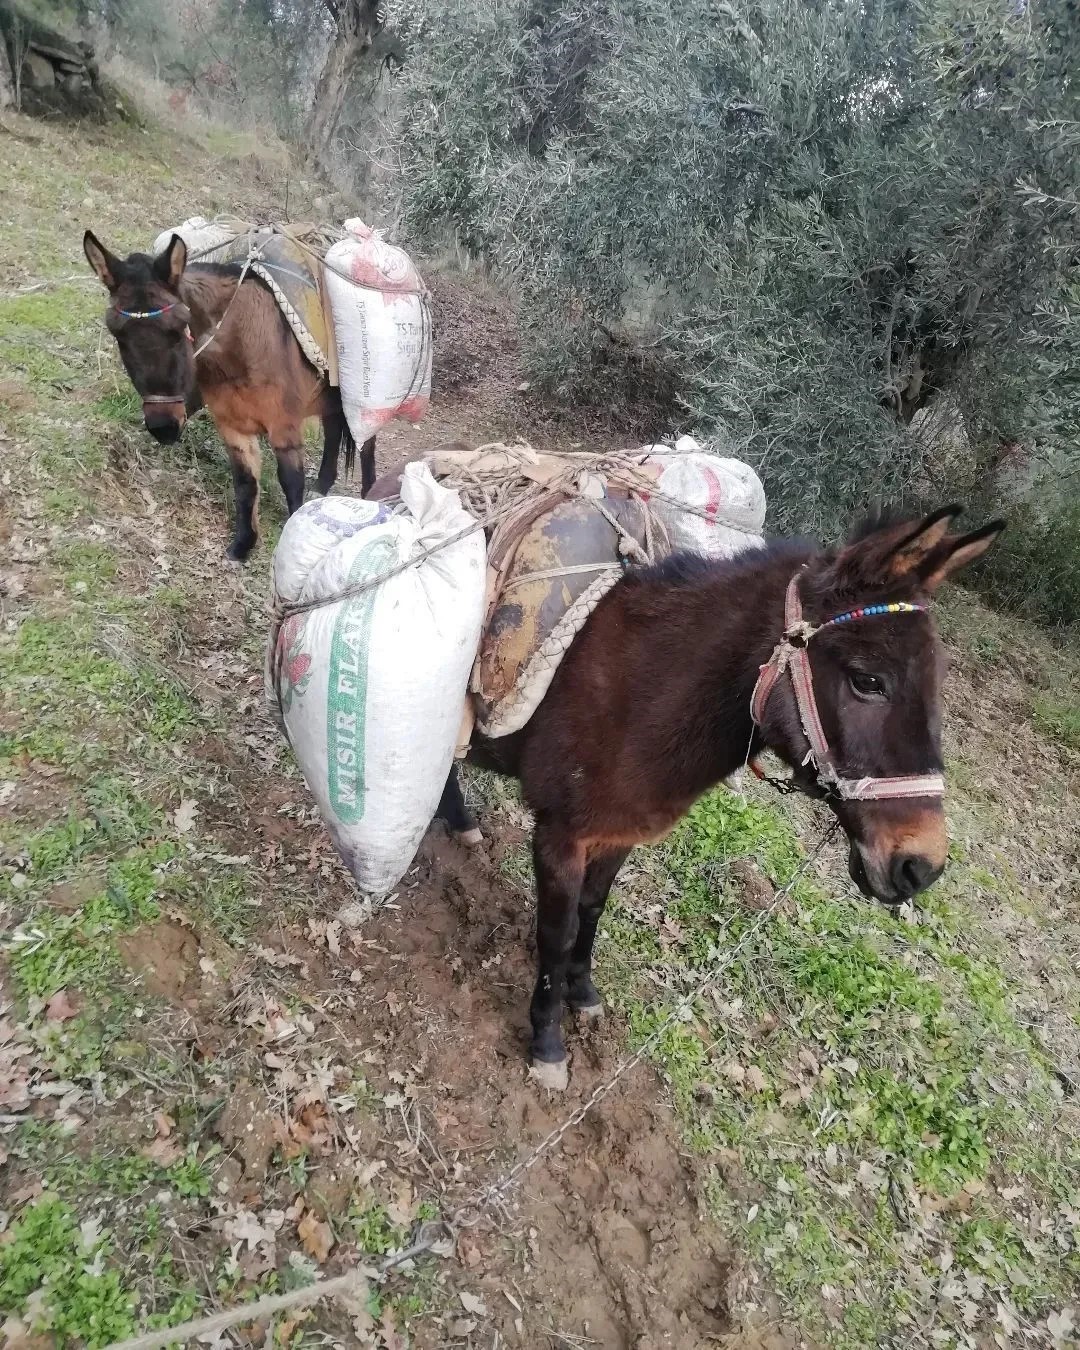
[567,847,628,1019]
[223,433,262,562]
[529,820,586,1090]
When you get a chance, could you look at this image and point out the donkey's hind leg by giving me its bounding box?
[271,439,306,517]
[436,764,482,845]
[567,847,628,1019]
[316,400,349,496]
[528,820,587,1088]
[223,432,262,562]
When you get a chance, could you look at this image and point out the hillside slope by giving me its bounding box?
[1,107,1078,1349]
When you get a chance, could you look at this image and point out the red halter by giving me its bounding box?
[750,571,946,803]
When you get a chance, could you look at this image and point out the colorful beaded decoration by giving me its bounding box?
[114,304,178,319]
[817,601,926,632]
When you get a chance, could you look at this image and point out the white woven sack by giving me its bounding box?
[152,217,236,262]
[323,219,432,446]
[641,437,767,557]
[267,462,485,894]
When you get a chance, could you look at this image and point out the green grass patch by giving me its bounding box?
[7,840,176,1000]
[94,384,143,423]
[0,1129,214,1337]
[348,1200,411,1256]
[4,778,163,885]
[587,785,1077,1345]
[0,339,72,385]
[43,486,95,521]
[199,872,258,942]
[2,614,203,748]
[0,286,101,335]
[51,541,119,594]
[0,1195,137,1347]
[18,1121,220,1206]
[1032,693,1080,750]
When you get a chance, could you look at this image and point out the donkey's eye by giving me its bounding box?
[848,670,887,699]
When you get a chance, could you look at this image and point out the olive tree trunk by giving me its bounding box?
[0,39,14,109]
[306,0,385,183]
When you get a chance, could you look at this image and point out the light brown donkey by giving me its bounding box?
[84,230,375,560]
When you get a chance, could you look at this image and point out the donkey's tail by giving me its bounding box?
[343,418,357,481]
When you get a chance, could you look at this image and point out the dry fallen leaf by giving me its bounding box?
[379,1307,406,1350]
[141,1135,183,1167]
[298,1210,334,1264]
[277,1312,311,1345]
[45,989,79,1022]
[9,1181,42,1207]
[0,1315,34,1350]
[459,1292,488,1316]
[173,798,199,834]
[225,1209,282,1252]
[745,1066,768,1093]
[386,1177,416,1228]
[457,1231,483,1269]
[997,1300,1020,1338]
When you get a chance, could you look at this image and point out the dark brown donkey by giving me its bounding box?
[469,505,1004,1087]
[83,231,376,560]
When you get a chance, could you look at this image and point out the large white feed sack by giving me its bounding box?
[323,218,432,446]
[152,216,237,263]
[638,436,767,557]
[266,462,486,894]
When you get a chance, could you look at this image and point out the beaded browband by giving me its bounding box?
[750,572,946,803]
[109,303,194,406]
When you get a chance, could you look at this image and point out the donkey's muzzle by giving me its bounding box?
[846,801,948,905]
[145,415,182,444]
[890,852,943,898]
[848,838,946,907]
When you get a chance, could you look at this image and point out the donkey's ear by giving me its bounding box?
[154,234,187,291]
[916,519,1006,593]
[883,504,964,578]
[84,230,120,290]
[833,503,963,592]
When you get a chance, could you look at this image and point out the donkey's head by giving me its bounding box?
[763,505,1003,905]
[84,231,195,445]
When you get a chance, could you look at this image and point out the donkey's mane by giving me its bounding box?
[186,261,246,281]
[634,535,818,591]
[846,504,910,544]
[182,263,281,314]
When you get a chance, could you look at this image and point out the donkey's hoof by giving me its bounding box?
[528,1057,569,1092]
[457,827,484,848]
[573,1001,605,1023]
[225,540,256,563]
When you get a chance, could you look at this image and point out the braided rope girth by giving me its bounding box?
[750,572,946,803]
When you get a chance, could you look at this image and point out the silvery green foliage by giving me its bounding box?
[385,0,1079,570]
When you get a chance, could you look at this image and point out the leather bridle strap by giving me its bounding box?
[750,572,946,803]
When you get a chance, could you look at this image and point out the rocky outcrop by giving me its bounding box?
[0,2,116,118]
